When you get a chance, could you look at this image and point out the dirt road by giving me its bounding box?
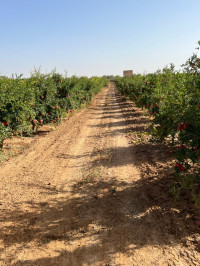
[0,83,200,265]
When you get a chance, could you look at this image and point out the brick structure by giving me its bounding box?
[123,70,133,77]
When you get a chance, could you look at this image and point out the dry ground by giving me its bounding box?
[0,83,200,265]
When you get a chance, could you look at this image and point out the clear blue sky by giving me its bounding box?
[0,0,200,77]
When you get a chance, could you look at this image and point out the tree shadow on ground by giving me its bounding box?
[56,141,173,169]
[1,161,200,265]
[88,119,150,129]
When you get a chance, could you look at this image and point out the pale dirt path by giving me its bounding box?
[0,83,200,265]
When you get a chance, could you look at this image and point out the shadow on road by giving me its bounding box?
[1,163,200,265]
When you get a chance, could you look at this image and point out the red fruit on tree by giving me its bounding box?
[177,123,187,131]
[3,121,9,126]
[180,166,185,172]
[183,123,187,129]
[177,123,182,131]
[175,163,185,172]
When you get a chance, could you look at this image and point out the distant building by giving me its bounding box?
[123,70,133,77]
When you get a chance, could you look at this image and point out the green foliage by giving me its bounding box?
[115,42,200,205]
[0,72,108,148]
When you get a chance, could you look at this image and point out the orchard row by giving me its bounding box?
[0,71,108,148]
[115,42,200,205]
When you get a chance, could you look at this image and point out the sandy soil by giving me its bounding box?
[0,83,200,265]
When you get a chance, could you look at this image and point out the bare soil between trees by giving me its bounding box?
[0,83,200,265]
